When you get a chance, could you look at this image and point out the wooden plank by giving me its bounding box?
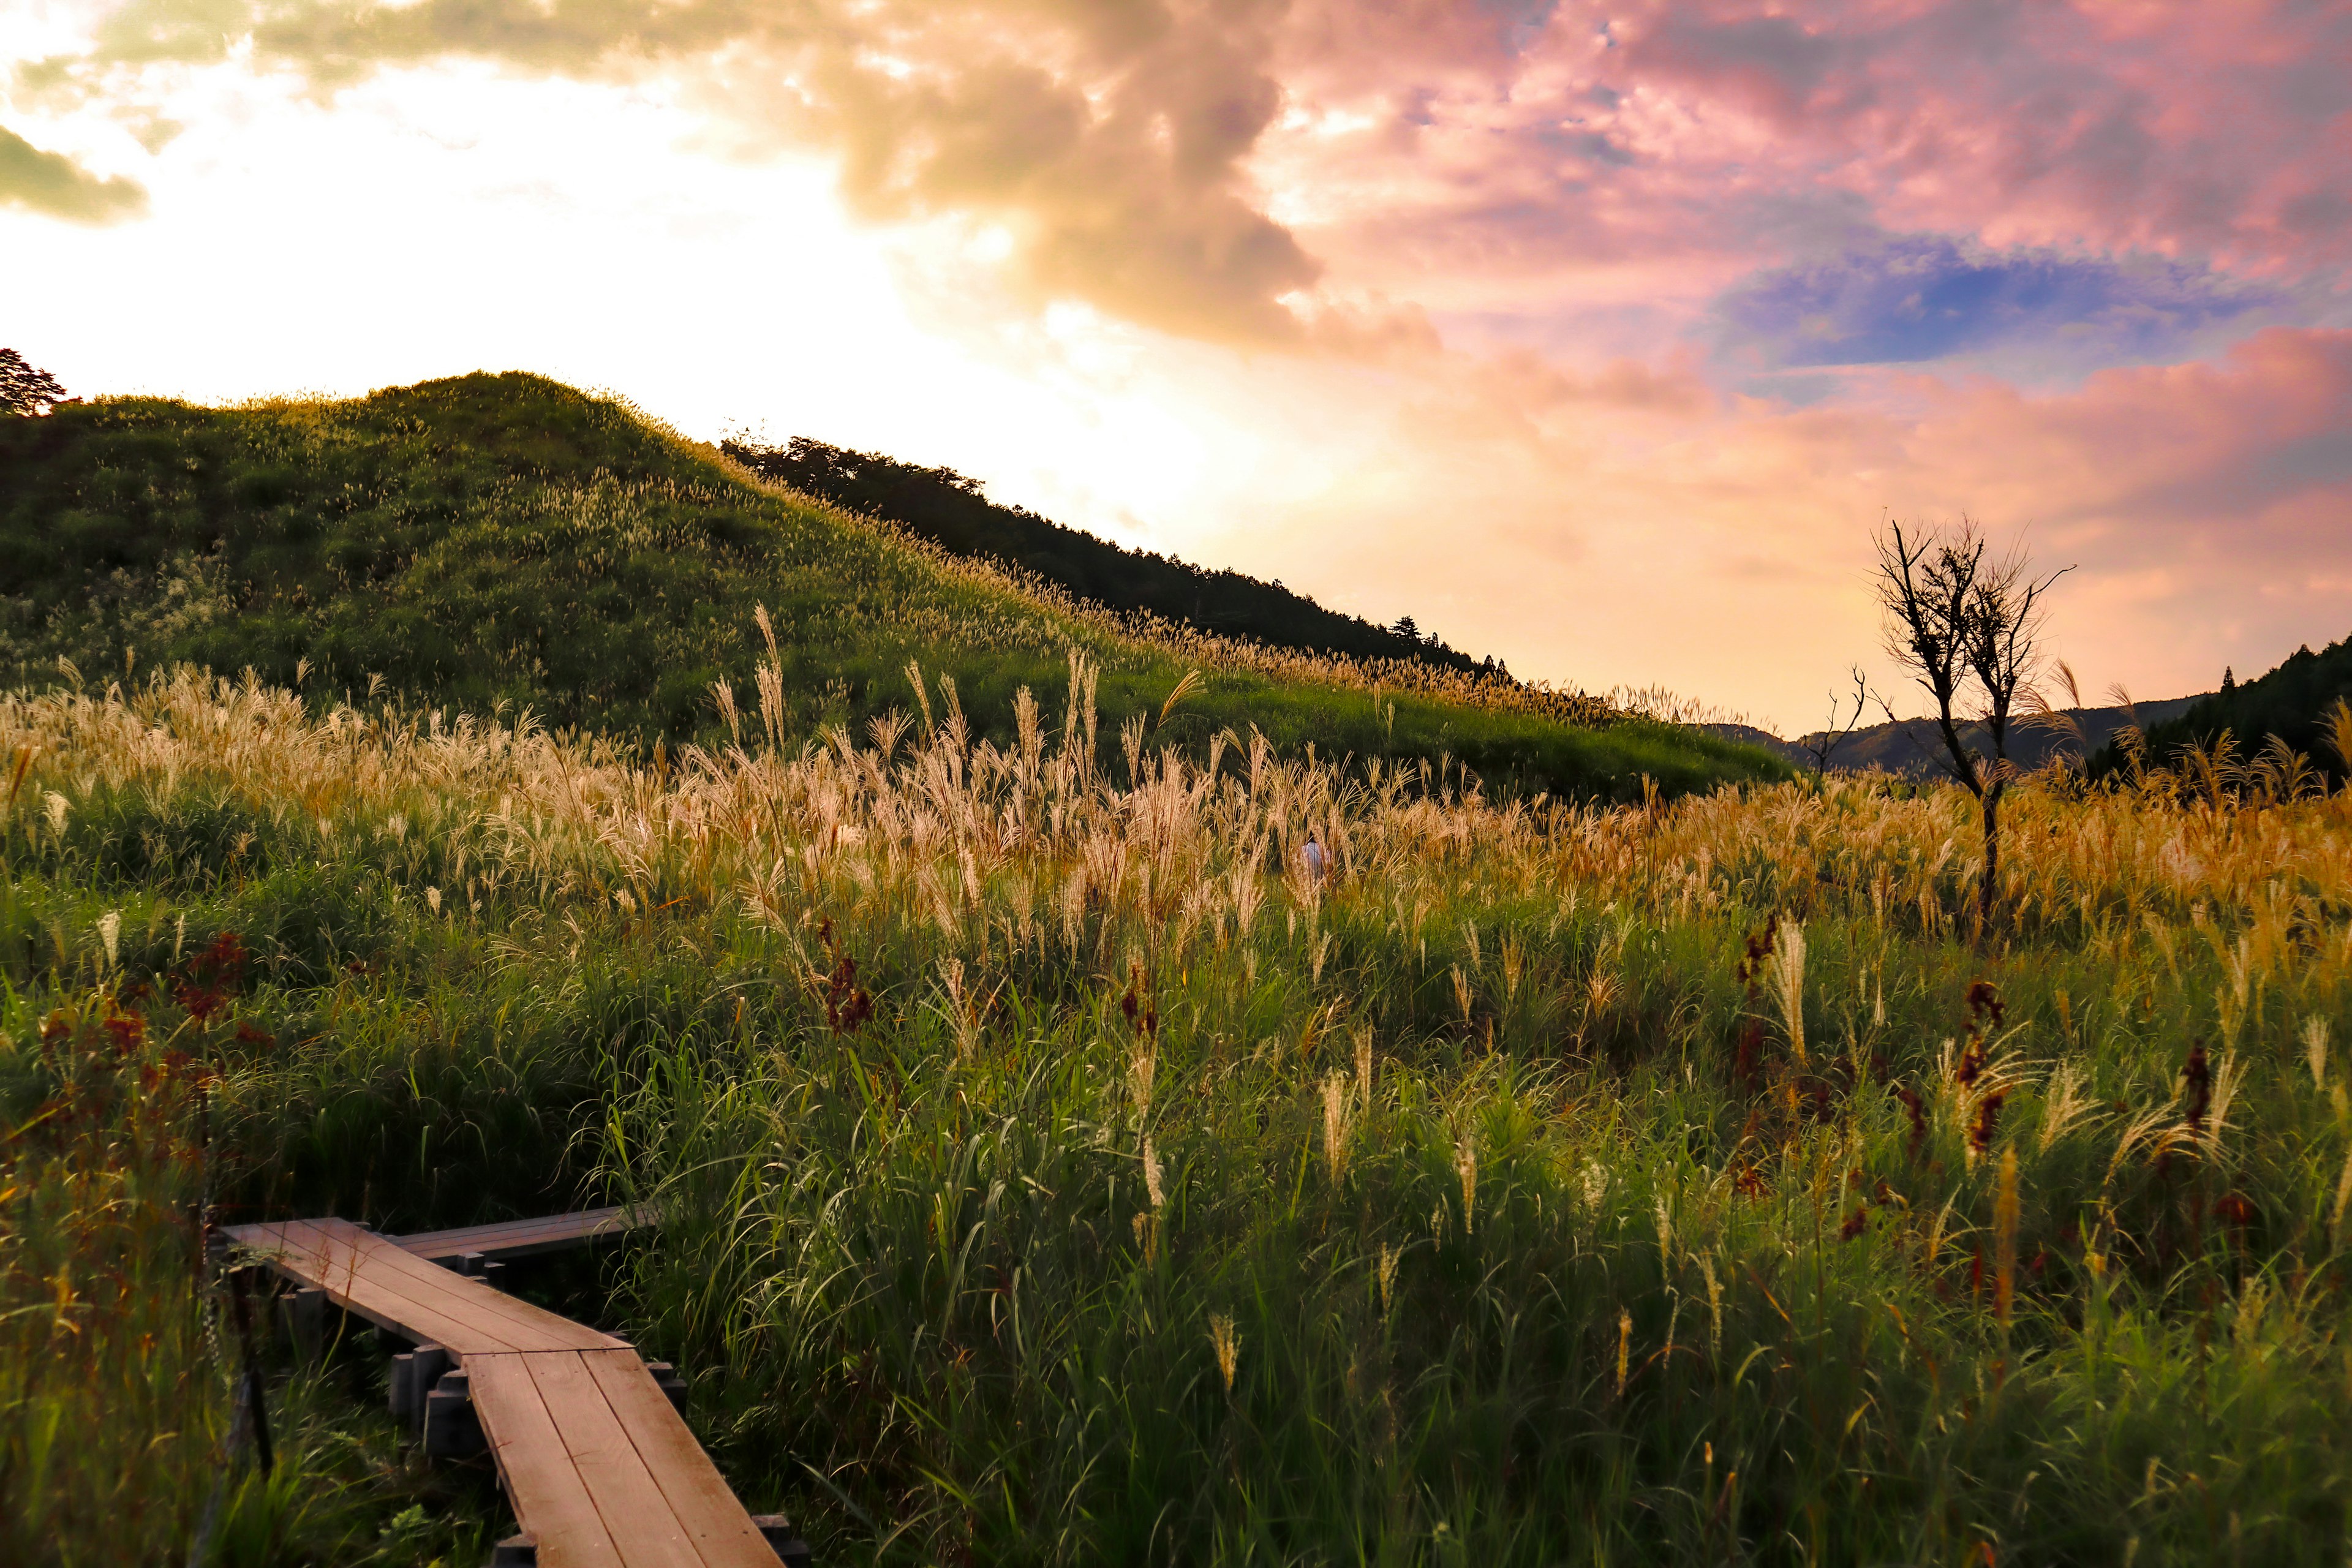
[227,1221,556,1352]
[526,1351,703,1568]
[230,1220,524,1351]
[225,1219,620,1354]
[396,1205,649,1263]
[578,1351,777,1568]
[467,1354,630,1568]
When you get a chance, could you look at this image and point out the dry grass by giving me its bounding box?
[4,659,2351,1563]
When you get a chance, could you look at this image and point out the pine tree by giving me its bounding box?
[1,350,69,417]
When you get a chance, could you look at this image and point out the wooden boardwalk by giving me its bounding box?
[225,1216,797,1568]
[394,1205,652,1266]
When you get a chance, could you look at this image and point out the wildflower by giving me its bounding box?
[2181,1044,2212,1134]
[1954,1036,1987,1088]
[1969,1090,2007,1161]
[1894,1084,1928,1156]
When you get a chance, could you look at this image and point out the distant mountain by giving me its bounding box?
[722,436,1488,675]
[1713,692,2212,777]
[2092,635,2352,781]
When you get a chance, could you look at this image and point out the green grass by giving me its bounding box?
[0,374,1783,802]
[4,668,2349,1564]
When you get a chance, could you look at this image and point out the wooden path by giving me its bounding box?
[396,1205,652,1267]
[224,1216,803,1568]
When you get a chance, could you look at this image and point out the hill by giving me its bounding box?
[0,372,1784,799]
[2092,635,2352,781]
[723,435,1484,673]
[1708,692,2210,777]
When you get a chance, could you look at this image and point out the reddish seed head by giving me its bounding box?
[2181,1044,2212,1129]
[1894,1085,1928,1154]
[1969,1090,2007,1153]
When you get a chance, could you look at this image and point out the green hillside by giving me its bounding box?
[0,372,1782,799]
[2090,634,2352,782]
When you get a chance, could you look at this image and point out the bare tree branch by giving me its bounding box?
[1803,665,1873,783]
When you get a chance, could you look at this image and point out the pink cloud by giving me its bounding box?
[1912,327,2352,530]
[1264,0,2352,317]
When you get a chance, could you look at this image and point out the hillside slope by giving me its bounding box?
[2093,636,2352,780]
[0,373,1784,799]
[723,435,1484,673]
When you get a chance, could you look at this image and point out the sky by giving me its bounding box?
[4,0,2349,734]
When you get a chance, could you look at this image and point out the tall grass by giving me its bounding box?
[4,662,2349,1564]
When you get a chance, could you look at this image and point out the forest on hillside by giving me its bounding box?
[723,435,1490,675]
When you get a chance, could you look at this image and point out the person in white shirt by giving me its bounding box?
[1300,832,1328,884]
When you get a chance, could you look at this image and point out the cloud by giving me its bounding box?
[31,0,2350,356]
[0,125,147,224]
[46,0,1322,344]
[1711,234,2274,373]
[1263,0,2352,343]
[1621,7,1836,127]
[1910,326,2352,533]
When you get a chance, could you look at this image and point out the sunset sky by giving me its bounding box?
[6,0,2348,733]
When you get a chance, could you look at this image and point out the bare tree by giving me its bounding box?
[1802,665,1873,783]
[1,350,69,417]
[1873,518,2069,932]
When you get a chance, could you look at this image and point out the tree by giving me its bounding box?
[1803,665,1872,783]
[1873,518,2068,932]
[1,349,68,417]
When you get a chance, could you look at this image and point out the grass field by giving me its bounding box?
[5,657,2350,1566]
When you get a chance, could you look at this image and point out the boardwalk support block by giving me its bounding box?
[646,1360,687,1414]
[287,1286,329,1360]
[751,1516,812,1567]
[424,1369,485,1458]
[488,1534,536,1567]
[391,1343,450,1433]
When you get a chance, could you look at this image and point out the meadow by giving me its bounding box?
[4,654,2350,1567]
